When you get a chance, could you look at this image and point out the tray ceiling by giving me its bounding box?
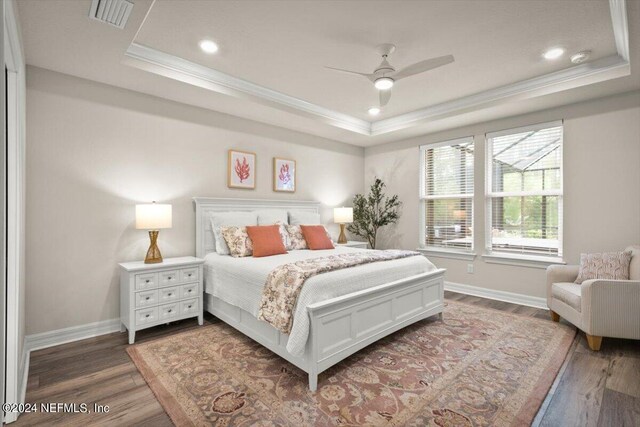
[17,0,639,146]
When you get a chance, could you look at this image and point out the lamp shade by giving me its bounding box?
[333,207,353,224]
[136,203,172,230]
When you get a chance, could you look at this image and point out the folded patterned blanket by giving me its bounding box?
[257,250,422,334]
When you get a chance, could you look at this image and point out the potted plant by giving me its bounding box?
[347,178,401,249]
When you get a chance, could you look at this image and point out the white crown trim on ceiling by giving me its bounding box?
[123,0,630,138]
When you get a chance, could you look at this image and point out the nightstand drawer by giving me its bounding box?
[158,303,179,321]
[159,270,180,286]
[136,290,158,308]
[180,298,199,316]
[181,267,199,282]
[159,286,179,303]
[135,273,158,291]
[135,307,158,326]
[181,283,198,299]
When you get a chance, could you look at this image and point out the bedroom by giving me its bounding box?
[1,0,639,425]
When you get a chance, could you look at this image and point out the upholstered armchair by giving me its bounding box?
[546,246,640,351]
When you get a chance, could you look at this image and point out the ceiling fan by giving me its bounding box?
[325,44,454,109]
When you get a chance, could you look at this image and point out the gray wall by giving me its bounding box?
[365,91,640,298]
[25,66,365,335]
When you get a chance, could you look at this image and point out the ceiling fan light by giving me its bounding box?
[368,107,381,116]
[374,77,394,90]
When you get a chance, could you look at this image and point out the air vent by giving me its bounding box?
[89,0,134,29]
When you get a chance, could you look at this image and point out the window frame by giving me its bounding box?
[418,136,476,256]
[484,120,564,262]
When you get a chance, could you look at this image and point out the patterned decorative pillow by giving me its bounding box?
[284,224,307,250]
[575,251,632,284]
[220,226,253,257]
[275,221,292,250]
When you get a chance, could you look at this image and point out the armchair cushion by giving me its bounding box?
[546,264,579,308]
[551,283,582,312]
[575,251,632,284]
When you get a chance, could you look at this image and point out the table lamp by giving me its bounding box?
[136,202,172,263]
[334,207,353,244]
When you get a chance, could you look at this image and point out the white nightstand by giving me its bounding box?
[336,241,369,249]
[119,256,204,344]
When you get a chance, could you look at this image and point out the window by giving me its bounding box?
[486,122,563,258]
[420,137,474,251]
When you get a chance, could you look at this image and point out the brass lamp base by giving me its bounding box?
[144,230,163,264]
[338,223,348,244]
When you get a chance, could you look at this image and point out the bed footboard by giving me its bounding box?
[205,268,445,392]
[305,268,445,390]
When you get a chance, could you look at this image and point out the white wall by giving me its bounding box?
[365,91,640,299]
[25,66,364,335]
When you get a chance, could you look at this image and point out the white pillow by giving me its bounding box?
[288,210,321,225]
[209,212,258,255]
[256,209,288,225]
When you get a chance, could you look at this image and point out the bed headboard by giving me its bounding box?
[193,197,321,258]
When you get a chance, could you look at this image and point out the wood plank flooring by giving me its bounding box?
[13,292,640,426]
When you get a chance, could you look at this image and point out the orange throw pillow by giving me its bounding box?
[246,225,287,257]
[300,225,335,250]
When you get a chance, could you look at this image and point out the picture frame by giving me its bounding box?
[273,157,296,192]
[228,150,256,189]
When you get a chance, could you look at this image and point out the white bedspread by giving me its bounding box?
[204,247,436,356]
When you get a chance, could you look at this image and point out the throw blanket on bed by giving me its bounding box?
[257,250,421,334]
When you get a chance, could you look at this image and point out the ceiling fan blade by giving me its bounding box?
[379,89,392,107]
[394,55,455,80]
[325,66,375,81]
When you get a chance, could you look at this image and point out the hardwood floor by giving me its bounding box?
[13,292,640,426]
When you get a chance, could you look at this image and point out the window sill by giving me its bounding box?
[417,248,476,261]
[482,253,565,269]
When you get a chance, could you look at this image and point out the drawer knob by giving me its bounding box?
[145,297,150,300]
[188,274,192,277]
[188,289,192,293]
[168,276,172,280]
[145,279,150,283]
[145,314,150,318]
[188,305,192,309]
[168,293,172,296]
[168,309,172,313]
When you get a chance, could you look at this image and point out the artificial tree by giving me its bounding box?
[347,178,401,249]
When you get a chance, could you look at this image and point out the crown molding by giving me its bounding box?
[371,54,629,135]
[123,43,371,135]
[610,0,630,61]
[124,0,630,139]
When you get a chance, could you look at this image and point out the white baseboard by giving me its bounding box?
[25,318,122,353]
[445,281,548,309]
[6,321,120,423]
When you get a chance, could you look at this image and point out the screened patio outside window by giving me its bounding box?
[420,137,474,252]
[486,121,563,258]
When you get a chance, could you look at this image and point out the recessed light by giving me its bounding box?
[368,107,381,116]
[543,47,564,60]
[374,77,394,90]
[570,50,591,64]
[199,39,219,54]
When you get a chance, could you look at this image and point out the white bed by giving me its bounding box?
[194,197,445,391]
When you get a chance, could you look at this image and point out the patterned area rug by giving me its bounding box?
[127,301,575,426]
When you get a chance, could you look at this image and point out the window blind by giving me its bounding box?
[420,138,474,250]
[486,122,563,257]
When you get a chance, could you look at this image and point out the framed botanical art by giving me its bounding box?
[228,150,256,189]
[273,157,296,192]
